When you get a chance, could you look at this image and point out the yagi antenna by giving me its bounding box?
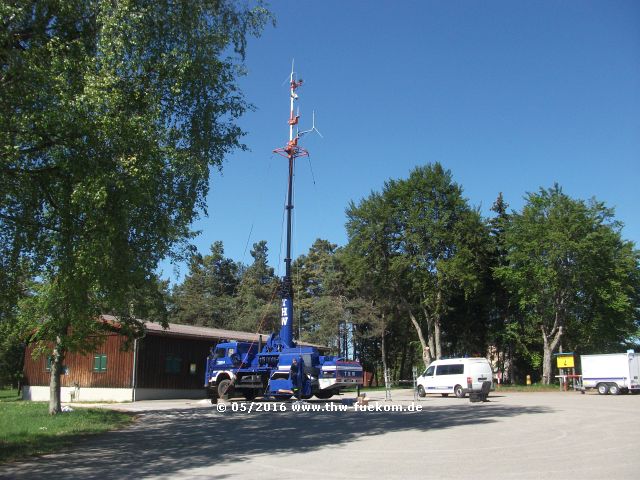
[299,110,323,138]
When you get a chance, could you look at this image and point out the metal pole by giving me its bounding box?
[285,155,294,278]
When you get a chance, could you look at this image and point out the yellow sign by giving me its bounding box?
[556,355,574,369]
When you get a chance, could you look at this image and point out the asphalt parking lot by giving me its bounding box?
[1,389,638,479]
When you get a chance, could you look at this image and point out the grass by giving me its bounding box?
[494,383,562,392]
[0,390,134,463]
[0,388,21,402]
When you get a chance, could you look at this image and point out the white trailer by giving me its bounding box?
[581,352,640,395]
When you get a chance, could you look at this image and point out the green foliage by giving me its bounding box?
[345,163,491,367]
[232,241,279,333]
[495,185,640,382]
[170,241,239,327]
[0,0,271,412]
[293,239,342,347]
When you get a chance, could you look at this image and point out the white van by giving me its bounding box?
[416,357,494,398]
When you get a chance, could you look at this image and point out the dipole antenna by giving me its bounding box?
[273,61,321,348]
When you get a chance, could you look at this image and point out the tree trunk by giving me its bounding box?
[434,315,442,359]
[49,333,66,415]
[400,298,430,368]
[541,325,563,385]
[422,307,436,365]
[380,313,388,383]
[434,290,443,359]
[399,339,408,381]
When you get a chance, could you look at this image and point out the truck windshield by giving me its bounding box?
[214,348,226,359]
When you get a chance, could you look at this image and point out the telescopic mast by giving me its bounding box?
[273,63,312,348]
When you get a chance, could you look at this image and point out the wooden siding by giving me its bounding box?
[23,334,134,388]
[136,334,213,390]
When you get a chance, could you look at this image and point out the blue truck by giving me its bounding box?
[204,68,363,402]
[204,331,364,402]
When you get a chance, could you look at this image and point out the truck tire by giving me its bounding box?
[608,384,621,395]
[454,385,465,398]
[243,389,257,401]
[597,383,609,395]
[217,379,234,400]
[315,390,334,400]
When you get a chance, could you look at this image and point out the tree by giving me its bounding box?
[170,241,239,328]
[233,241,279,333]
[0,1,271,413]
[496,185,640,384]
[293,239,358,353]
[346,163,491,368]
[486,193,524,383]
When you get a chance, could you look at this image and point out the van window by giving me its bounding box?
[435,364,464,375]
[424,366,435,376]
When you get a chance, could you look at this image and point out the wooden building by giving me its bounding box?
[22,315,268,402]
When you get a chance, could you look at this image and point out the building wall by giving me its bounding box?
[23,385,134,402]
[22,331,218,400]
[23,333,133,389]
[136,334,213,391]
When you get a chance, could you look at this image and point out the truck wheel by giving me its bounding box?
[417,385,426,397]
[217,379,234,400]
[243,389,257,401]
[454,385,465,398]
[597,383,609,395]
[315,390,334,400]
[608,384,621,395]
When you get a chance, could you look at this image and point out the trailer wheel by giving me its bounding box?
[597,383,609,395]
[454,385,465,398]
[608,384,621,395]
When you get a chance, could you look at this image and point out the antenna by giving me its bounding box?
[299,110,323,138]
[272,61,320,349]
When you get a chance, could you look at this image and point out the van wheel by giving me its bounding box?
[609,384,620,395]
[454,385,465,398]
[597,383,609,395]
[417,385,426,397]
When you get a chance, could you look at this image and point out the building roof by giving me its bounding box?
[99,315,327,350]
[143,321,269,343]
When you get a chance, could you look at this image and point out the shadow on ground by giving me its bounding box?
[0,402,550,479]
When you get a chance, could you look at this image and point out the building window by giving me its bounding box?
[45,356,53,372]
[93,354,107,372]
[165,356,182,374]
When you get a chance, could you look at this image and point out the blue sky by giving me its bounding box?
[159,0,640,284]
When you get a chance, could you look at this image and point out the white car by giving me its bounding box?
[417,357,494,398]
